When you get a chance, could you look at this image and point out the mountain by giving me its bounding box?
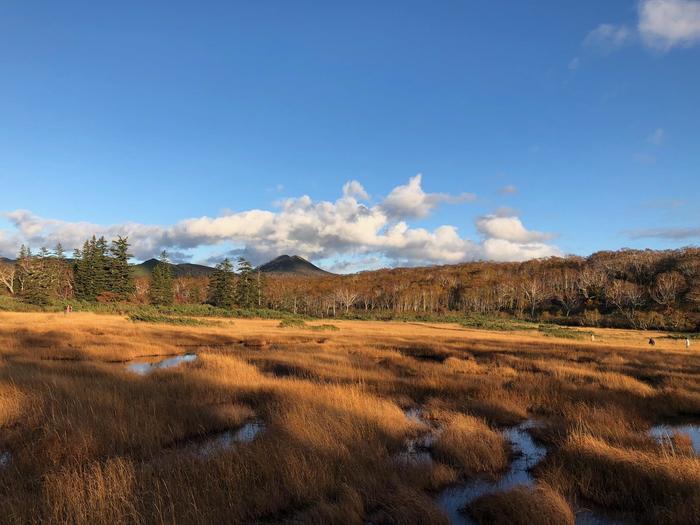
[2,254,331,278]
[132,259,215,278]
[257,255,332,276]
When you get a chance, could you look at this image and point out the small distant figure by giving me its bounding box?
[64,304,72,315]
[648,337,656,346]
[590,333,596,342]
[686,337,691,349]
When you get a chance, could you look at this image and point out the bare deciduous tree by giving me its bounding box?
[520,276,549,319]
[334,288,359,313]
[607,280,646,327]
[649,271,685,309]
[0,262,16,295]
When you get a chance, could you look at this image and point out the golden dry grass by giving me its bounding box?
[0,312,699,524]
[468,483,575,525]
[432,412,510,476]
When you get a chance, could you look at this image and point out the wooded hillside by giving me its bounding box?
[1,241,699,331]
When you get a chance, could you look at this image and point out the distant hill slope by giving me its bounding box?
[257,255,332,276]
[132,259,215,278]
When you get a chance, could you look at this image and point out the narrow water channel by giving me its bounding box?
[649,423,700,455]
[194,421,265,456]
[127,353,198,375]
[399,408,620,525]
[436,419,546,525]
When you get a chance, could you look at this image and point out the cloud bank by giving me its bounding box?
[1,176,560,269]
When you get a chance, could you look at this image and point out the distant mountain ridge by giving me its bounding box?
[1,254,333,278]
[132,259,215,278]
[256,254,332,276]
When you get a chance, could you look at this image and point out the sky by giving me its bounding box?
[1,0,699,272]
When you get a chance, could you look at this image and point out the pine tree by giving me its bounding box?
[149,251,174,305]
[54,243,72,300]
[235,257,256,308]
[73,236,111,301]
[109,236,134,300]
[208,258,236,308]
[73,240,95,300]
[92,236,110,297]
[22,248,51,306]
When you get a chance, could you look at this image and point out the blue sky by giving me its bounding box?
[1,1,698,271]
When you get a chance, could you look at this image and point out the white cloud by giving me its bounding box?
[475,215,554,243]
[380,174,476,219]
[1,177,560,269]
[568,57,581,70]
[639,0,700,50]
[342,180,370,200]
[482,238,562,262]
[585,0,700,53]
[647,128,666,145]
[584,23,634,51]
[475,214,561,262]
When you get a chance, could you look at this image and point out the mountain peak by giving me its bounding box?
[257,255,332,276]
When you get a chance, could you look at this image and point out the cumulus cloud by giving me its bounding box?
[584,0,700,53]
[481,238,562,262]
[475,214,560,262]
[0,177,560,269]
[639,0,700,50]
[380,174,476,219]
[342,180,370,200]
[475,215,553,243]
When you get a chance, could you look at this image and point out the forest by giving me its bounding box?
[1,237,699,332]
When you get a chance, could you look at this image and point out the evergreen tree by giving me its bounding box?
[92,236,110,296]
[22,247,51,306]
[109,236,134,300]
[73,242,89,300]
[73,236,111,301]
[149,251,174,305]
[53,243,72,300]
[235,257,257,308]
[208,258,236,308]
[73,240,95,300]
[236,257,261,308]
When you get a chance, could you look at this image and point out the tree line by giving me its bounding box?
[0,236,264,310]
[1,241,699,331]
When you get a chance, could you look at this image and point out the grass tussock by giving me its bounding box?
[432,412,510,476]
[278,318,307,328]
[309,323,340,331]
[444,356,483,374]
[467,483,575,525]
[541,433,700,524]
